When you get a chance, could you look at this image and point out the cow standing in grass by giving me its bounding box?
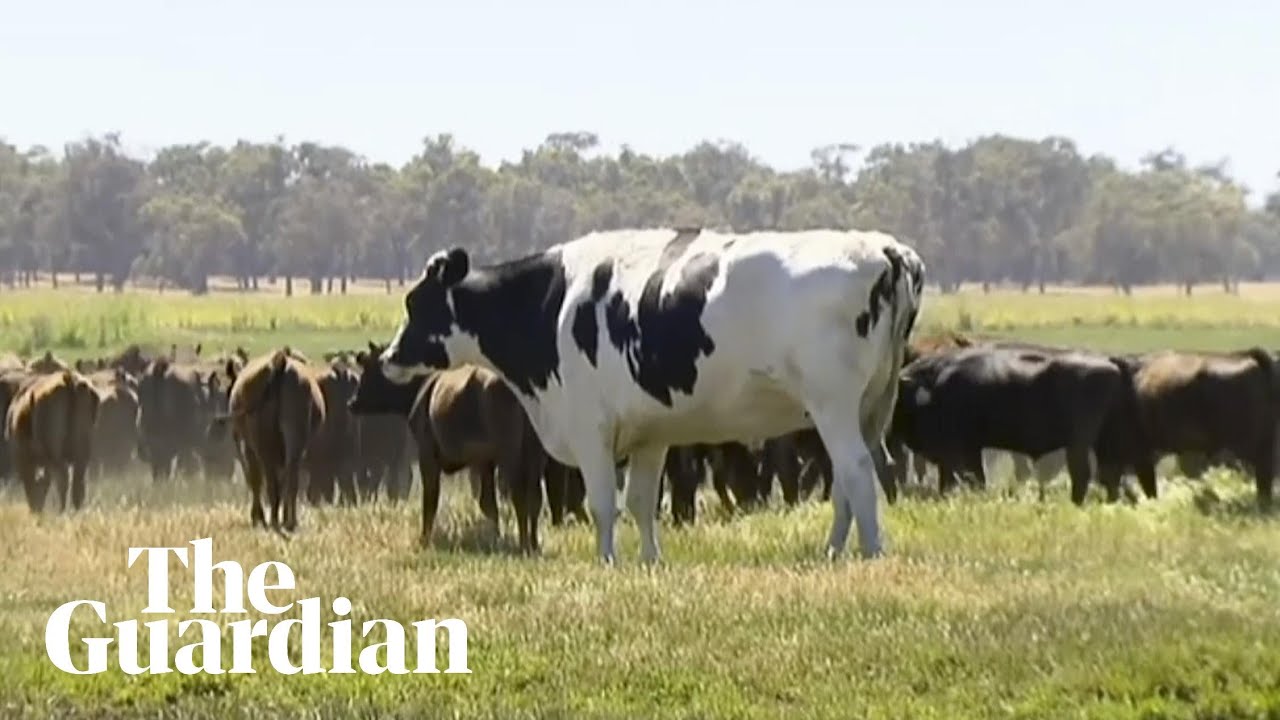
[1097,348,1280,508]
[890,344,1132,504]
[212,348,325,532]
[378,227,925,564]
[4,369,101,513]
[348,345,548,553]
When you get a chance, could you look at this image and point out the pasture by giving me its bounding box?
[2,281,1280,719]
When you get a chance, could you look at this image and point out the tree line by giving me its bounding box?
[1,131,1278,296]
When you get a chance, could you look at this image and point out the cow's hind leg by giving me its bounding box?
[804,387,882,558]
[624,445,667,565]
[282,460,302,533]
[264,462,283,529]
[570,436,622,565]
[418,452,441,547]
[18,456,46,514]
[50,465,70,513]
[474,463,500,541]
[544,462,568,527]
[70,461,88,511]
[1252,440,1274,511]
[1067,445,1093,505]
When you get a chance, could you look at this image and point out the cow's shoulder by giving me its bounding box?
[453,249,569,398]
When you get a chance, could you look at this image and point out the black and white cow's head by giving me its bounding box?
[380,248,470,384]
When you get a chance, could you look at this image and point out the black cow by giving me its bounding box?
[890,344,1130,504]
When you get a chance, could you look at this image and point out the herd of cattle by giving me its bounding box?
[2,227,1276,565]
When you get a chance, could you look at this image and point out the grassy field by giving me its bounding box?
[2,281,1280,718]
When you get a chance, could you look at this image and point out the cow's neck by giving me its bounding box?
[449,256,567,400]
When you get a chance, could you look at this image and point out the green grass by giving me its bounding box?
[2,283,1280,718]
[4,282,1280,360]
[2,470,1279,719]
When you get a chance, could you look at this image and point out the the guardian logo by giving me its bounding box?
[44,537,470,676]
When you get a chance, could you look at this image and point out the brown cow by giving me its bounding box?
[305,358,361,506]
[0,368,39,483]
[4,369,101,513]
[348,344,546,553]
[1097,348,1280,508]
[136,356,210,482]
[85,368,141,479]
[213,348,325,532]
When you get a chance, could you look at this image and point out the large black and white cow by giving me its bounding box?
[378,227,926,564]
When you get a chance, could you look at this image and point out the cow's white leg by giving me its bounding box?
[807,402,881,559]
[623,444,667,565]
[572,439,621,565]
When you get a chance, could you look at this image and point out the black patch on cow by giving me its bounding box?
[387,268,458,372]
[450,250,568,397]
[855,246,907,339]
[570,262,615,368]
[604,229,719,407]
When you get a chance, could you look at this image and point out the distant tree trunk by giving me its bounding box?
[1038,280,1046,294]
[981,281,991,294]
[340,276,348,294]
[384,277,392,293]
[1184,281,1193,296]
[309,276,323,295]
[193,275,209,296]
[251,275,259,290]
[326,276,334,294]
[284,276,293,297]
[74,271,81,283]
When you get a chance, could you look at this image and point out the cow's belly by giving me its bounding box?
[615,372,812,454]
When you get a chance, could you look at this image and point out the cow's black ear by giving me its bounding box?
[440,247,469,287]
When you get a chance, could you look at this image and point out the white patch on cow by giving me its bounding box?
[379,322,417,384]
[401,227,925,565]
[914,386,931,406]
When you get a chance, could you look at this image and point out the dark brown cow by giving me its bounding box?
[188,349,247,483]
[136,357,209,482]
[213,348,326,532]
[1097,348,1280,508]
[305,359,361,506]
[85,368,141,479]
[544,458,587,526]
[348,344,546,553]
[4,369,101,513]
[355,414,414,502]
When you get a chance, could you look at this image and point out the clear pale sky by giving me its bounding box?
[3,0,1277,200]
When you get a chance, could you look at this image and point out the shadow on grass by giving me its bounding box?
[429,517,528,557]
[1189,484,1275,521]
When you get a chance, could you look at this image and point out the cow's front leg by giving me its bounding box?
[624,445,667,565]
